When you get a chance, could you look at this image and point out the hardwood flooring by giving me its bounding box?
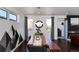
[54,39,79,52]
[14,39,79,52]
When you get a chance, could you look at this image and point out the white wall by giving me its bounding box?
[57,18,65,38]
[0,7,25,40]
[54,15,66,40]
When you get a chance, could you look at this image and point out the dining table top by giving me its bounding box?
[27,34,61,52]
[27,34,48,47]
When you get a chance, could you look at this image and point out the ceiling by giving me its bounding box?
[15,7,79,15]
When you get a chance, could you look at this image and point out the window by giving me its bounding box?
[0,9,7,19]
[9,13,17,21]
[46,18,51,31]
[28,19,33,30]
[71,18,79,25]
[0,8,17,21]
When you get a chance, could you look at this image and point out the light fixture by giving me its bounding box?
[37,7,40,9]
[37,7,41,14]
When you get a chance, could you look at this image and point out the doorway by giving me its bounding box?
[57,18,68,40]
[57,19,65,39]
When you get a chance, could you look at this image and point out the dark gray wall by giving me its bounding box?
[25,17,28,42]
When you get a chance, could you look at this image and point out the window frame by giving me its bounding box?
[0,8,17,21]
[0,8,7,19]
[8,13,17,21]
[71,18,79,25]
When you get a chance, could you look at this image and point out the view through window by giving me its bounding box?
[46,18,51,31]
[28,19,33,31]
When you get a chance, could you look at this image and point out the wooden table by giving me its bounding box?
[27,33,48,46]
[27,34,61,52]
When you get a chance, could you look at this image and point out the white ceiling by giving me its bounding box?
[15,7,79,15]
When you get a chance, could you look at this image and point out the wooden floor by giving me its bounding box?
[15,39,79,52]
[54,39,79,52]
